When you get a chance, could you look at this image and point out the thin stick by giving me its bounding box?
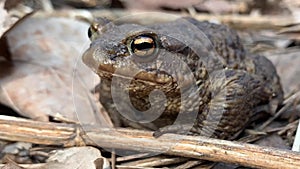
[111,149,116,169]
[174,160,206,169]
[121,156,186,167]
[117,153,151,162]
[259,90,300,130]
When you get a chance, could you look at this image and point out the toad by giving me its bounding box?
[83,17,283,139]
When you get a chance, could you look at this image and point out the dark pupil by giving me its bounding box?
[88,27,92,38]
[134,42,153,51]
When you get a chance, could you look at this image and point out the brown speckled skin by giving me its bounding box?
[83,17,283,139]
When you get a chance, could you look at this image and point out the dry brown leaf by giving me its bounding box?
[255,133,289,149]
[0,0,37,37]
[0,0,11,60]
[0,0,36,61]
[266,49,300,94]
[43,147,110,169]
[283,0,300,22]
[0,0,8,35]
[0,163,24,169]
[194,0,247,14]
[0,15,109,126]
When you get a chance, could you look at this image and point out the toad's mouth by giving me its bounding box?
[97,63,174,84]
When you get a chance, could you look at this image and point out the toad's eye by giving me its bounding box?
[88,22,100,41]
[129,35,157,57]
[88,26,93,39]
[88,18,111,41]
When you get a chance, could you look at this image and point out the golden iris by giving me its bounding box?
[130,35,157,57]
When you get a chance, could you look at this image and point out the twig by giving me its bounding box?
[0,115,83,146]
[116,166,159,169]
[174,160,207,169]
[0,163,45,169]
[111,149,116,169]
[0,115,300,169]
[121,156,186,167]
[258,100,294,130]
[264,119,299,135]
[117,153,151,162]
[258,90,300,131]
